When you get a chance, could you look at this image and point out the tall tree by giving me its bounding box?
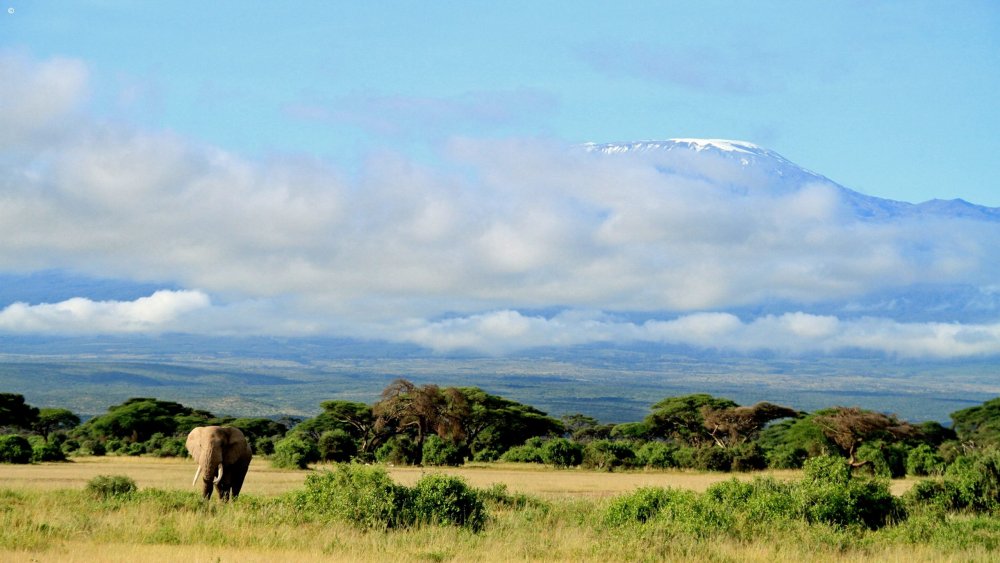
[645,394,737,446]
[0,393,39,431]
[812,407,917,467]
[373,379,469,457]
[459,387,563,459]
[33,408,80,442]
[701,402,799,448]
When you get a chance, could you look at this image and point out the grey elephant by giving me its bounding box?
[185,425,252,500]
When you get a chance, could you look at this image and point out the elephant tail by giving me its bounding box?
[192,466,202,486]
[214,463,224,484]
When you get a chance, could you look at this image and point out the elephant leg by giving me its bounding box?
[229,459,251,500]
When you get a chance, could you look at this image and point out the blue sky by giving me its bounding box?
[4,1,998,205]
[2,2,1000,358]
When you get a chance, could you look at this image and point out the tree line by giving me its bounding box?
[1,383,997,478]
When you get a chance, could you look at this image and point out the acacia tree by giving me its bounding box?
[33,408,80,442]
[812,407,917,467]
[458,387,563,460]
[373,379,469,459]
[645,394,738,446]
[701,402,799,448]
[0,393,39,432]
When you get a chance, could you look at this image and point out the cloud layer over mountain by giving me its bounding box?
[2,53,999,358]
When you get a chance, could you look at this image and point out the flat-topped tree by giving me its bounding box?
[701,402,800,448]
[812,407,918,467]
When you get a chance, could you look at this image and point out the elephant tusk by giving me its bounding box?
[192,466,202,486]
[213,464,224,484]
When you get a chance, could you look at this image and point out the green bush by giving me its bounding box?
[0,435,32,464]
[907,453,1000,513]
[29,436,66,462]
[604,487,697,526]
[411,474,486,531]
[672,445,697,469]
[375,436,420,465]
[500,443,544,464]
[692,446,732,472]
[730,443,767,472]
[766,444,808,469]
[86,474,137,499]
[856,441,907,478]
[541,438,583,467]
[906,444,946,476]
[635,441,677,469]
[582,440,635,471]
[295,464,411,529]
[272,435,320,469]
[796,456,904,529]
[318,429,357,463]
[421,435,464,466]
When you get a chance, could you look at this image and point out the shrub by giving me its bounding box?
[500,443,544,464]
[411,474,486,531]
[375,436,420,465]
[908,453,1000,513]
[0,435,32,464]
[541,438,583,467]
[318,429,357,463]
[906,444,946,476]
[604,487,697,526]
[855,441,907,478]
[86,475,137,499]
[295,464,411,529]
[582,440,635,471]
[421,435,464,466]
[635,441,677,469]
[766,445,808,469]
[796,456,904,529]
[730,443,767,472]
[672,445,697,469]
[29,436,66,462]
[692,446,731,472]
[272,435,320,469]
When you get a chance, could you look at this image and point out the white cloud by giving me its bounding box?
[0,290,210,334]
[402,310,1000,359]
[2,53,1000,357]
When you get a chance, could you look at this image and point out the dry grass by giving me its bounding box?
[0,456,919,498]
[0,457,946,562]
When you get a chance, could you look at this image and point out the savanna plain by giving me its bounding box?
[1,457,997,562]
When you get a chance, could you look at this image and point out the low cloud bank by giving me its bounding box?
[2,52,1000,359]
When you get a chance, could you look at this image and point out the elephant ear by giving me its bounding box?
[221,427,249,464]
[185,428,202,460]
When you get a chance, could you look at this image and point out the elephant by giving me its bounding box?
[185,425,252,500]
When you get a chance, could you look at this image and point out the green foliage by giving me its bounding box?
[294,465,486,531]
[856,441,908,478]
[541,437,583,467]
[766,444,808,469]
[295,464,411,530]
[635,441,677,469]
[421,435,464,466]
[582,439,636,471]
[318,429,357,462]
[33,408,80,441]
[0,434,32,463]
[375,435,420,465]
[730,443,767,472]
[460,387,563,460]
[692,446,732,472]
[906,452,1000,513]
[604,487,698,526]
[29,435,66,462]
[645,394,737,446]
[271,435,320,469]
[76,398,212,444]
[500,437,545,463]
[411,474,486,531]
[797,455,904,529]
[951,397,1000,449]
[85,474,137,499]
[0,393,39,430]
[906,443,946,476]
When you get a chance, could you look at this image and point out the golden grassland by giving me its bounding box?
[0,457,989,562]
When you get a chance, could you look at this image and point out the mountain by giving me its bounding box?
[584,139,1000,222]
